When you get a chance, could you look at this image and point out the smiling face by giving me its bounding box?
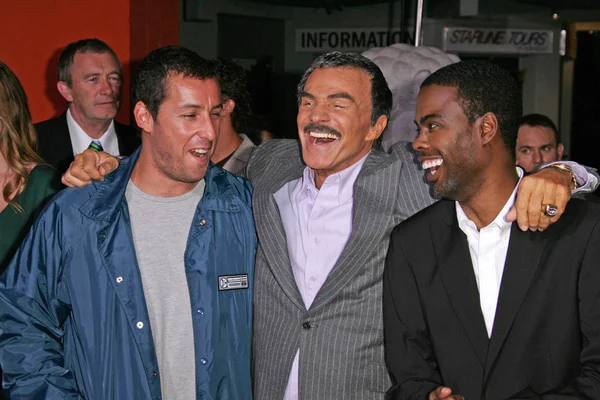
[297,67,386,187]
[413,85,483,200]
[136,74,222,188]
[516,124,563,172]
[60,51,122,124]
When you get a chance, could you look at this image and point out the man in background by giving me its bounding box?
[516,113,599,201]
[35,38,139,173]
[516,113,564,172]
[211,59,257,176]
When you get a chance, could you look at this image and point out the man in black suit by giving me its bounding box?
[35,38,139,173]
[383,60,600,399]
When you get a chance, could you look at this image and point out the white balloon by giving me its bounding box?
[363,43,460,151]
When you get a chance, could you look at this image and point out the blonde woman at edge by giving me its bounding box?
[0,61,62,272]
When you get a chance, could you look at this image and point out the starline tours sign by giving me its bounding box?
[295,27,415,52]
[443,27,554,54]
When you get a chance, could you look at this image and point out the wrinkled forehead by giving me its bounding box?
[308,66,371,89]
[164,74,221,105]
[72,51,121,72]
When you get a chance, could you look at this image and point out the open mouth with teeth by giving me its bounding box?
[421,158,443,180]
[189,148,210,160]
[309,131,340,144]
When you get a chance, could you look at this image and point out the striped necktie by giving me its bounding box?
[88,140,104,152]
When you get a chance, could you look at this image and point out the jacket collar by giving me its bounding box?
[79,148,244,221]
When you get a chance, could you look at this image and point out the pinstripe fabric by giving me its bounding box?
[248,139,435,399]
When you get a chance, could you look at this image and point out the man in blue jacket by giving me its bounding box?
[0,46,256,400]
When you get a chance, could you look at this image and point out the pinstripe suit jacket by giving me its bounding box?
[247,139,436,399]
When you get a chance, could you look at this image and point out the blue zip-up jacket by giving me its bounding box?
[0,149,256,399]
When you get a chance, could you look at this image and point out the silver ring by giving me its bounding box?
[543,204,558,217]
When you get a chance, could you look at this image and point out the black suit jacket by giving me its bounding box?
[35,112,140,174]
[384,198,600,400]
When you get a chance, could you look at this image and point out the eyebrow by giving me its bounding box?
[415,113,443,126]
[328,92,356,103]
[299,91,314,100]
[518,143,554,149]
[178,104,224,112]
[298,91,357,104]
[82,70,122,79]
[83,72,101,79]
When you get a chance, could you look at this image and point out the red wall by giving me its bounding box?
[0,0,179,124]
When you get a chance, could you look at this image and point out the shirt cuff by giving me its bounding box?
[539,161,597,194]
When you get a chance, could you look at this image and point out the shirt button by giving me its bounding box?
[302,322,311,330]
[152,371,158,378]
[199,219,207,226]
[309,276,316,282]
[197,308,204,315]
[313,238,319,244]
[136,321,144,329]
[116,276,123,284]
[200,357,208,365]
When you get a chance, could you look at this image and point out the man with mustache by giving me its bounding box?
[0,47,255,399]
[61,51,598,399]
[35,38,140,174]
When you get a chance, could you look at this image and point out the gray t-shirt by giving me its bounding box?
[126,179,205,400]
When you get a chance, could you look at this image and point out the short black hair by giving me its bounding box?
[57,38,121,85]
[132,46,218,119]
[421,60,522,155]
[297,51,392,126]
[215,59,259,142]
[519,113,561,144]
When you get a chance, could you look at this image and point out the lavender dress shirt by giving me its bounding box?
[273,154,368,400]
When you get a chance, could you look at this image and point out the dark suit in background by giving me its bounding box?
[384,198,600,399]
[35,112,139,174]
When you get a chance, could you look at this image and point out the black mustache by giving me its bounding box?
[304,123,341,137]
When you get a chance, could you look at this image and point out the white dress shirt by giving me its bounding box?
[456,168,523,337]
[66,109,120,156]
[273,154,368,400]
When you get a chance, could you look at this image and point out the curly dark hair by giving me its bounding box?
[421,60,522,156]
[214,59,259,141]
[297,51,392,127]
[132,46,217,119]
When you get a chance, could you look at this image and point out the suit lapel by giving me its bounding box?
[55,113,76,165]
[309,149,397,310]
[484,225,547,376]
[436,207,489,367]
[254,150,306,311]
[115,122,140,156]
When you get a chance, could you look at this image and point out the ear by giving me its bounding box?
[479,112,499,146]
[221,98,235,117]
[57,81,73,102]
[366,114,389,141]
[133,101,154,134]
[557,143,564,160]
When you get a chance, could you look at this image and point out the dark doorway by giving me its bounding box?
[570,30,600,171]
[218,13,295,138]
[457,55,522,85]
